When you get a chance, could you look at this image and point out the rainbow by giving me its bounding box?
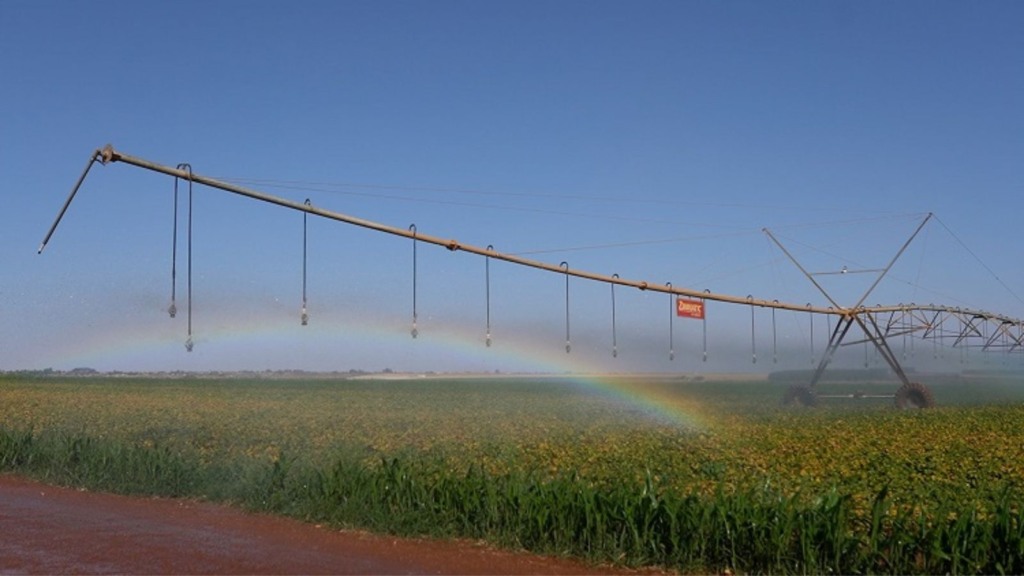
[40,309,709,429]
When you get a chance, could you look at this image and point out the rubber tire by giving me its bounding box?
[894,382,935,409]
[783,385,818,407]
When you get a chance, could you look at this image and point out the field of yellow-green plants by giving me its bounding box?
[1,372,1023,573]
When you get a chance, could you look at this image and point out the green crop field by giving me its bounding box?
[2,372,1023,574]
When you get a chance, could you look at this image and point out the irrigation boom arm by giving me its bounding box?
[39,145,1024,330]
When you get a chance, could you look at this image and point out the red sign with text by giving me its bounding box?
[676,298,705,319]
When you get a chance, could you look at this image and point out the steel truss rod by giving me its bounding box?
[39,145,1024,338]
[985,320,1020,351]
[38,149,103,254]
[922,310,945,340]
[851,304,1021,344]
[807,310,914,387]
[854,312,911,385]
[768,217,924,388]
[953,314,987,347]
[1007,325,1024,352]
[764,214,1014,390]
[763,214,932,313]
[829,308,1024,358]
[983,325,1003,351]
[808,316,857,388]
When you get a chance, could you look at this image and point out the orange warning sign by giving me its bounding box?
[676,298,705,319]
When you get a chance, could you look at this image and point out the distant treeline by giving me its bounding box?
[0,368,377,379]
[770,367,1023,383]
[767,368,900,383]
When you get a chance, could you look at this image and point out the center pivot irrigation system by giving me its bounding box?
[40,145,1024,408]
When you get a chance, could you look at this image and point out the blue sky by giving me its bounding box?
[2,0,1022,374]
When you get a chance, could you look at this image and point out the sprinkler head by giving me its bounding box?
[168,302,177,318]
[185,337,194,352]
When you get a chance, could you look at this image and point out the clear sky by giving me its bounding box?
[2,0,1022,374]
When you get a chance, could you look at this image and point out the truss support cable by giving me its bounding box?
[763,229,844,310]
[410,224,418,339]
[301,199,311,326]
[935,215,1024,310]
[562,262,571,353]
[38,149,103,255]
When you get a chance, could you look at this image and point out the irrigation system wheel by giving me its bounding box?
[783,385,818,407]
[894,382,935,409]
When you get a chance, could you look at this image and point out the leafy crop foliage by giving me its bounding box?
[1,373,1023,573]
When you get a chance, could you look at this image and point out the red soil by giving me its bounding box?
[0,474,656,575]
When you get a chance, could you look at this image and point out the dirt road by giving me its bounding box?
[0,475,635,574]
